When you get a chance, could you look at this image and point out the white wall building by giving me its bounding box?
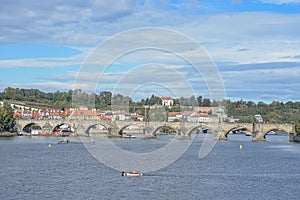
[160,96,173,106]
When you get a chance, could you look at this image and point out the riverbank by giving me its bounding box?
[0,131,16,137]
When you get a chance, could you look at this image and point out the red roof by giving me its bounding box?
[100,116,112,120]
[191,113,210,117]
[168,112,181,117]
[32,112,41,119]
[49,111,63,117]
[14,111,22,118]
[160,96,173,100]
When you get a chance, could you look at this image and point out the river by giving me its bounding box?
[0,134,299,200]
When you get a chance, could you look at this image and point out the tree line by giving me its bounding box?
[0,87,210,110]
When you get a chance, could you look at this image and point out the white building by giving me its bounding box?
[160,96,173,106]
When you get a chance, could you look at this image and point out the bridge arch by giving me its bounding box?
[262,128,289,138]
[86,124,109,135]
[118,124,142,136]
[224,126,251,138]
[52,123,73,135]
[23,122,42,133]
[151,125,178,136]
[187,125,212,137]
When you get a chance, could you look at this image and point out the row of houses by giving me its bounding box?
[14,109,71,120]
[168,112,211,123]
[13,108,214,123]
[70,109,145,121]
[14,109,213,123]
[13,105,146,121]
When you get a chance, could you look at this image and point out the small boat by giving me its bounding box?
[122,170,143,177]
[124,134,136,139]
[244,131,252,136]
[267,131,277,135]
[58,129,72,137]
[57,138,69,144]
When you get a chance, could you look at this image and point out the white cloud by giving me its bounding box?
[1,1,300,64]
[260,0,300,5]
[1,1,300,101]
[0,53,87,68]
[0,0,140,45]
[222,65,300,101]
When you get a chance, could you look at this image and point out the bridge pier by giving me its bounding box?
[288,124,297,142]
[289,132,296,142]
[142,127,156,139]
[215,124,227,141]
[216,132,227,141]
[252,133,266,142]
[251,122,266,142]
[175,126,191,139]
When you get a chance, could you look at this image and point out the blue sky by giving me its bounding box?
[0,0,300,102]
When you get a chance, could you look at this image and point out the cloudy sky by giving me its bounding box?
[0,0,300,102]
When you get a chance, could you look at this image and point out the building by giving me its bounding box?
[160,96,173,106]
[112,110,131,121]
[187,113,211,123]
[71,109,99,120]
[193,107,215,114]
[168,111,211,123]
[99,111,113,121]
[168,112,182,122]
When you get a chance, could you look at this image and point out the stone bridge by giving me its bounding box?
[219,122,295,141]
[16,119,295,141]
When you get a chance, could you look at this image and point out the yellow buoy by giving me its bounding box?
[240,144,243,150]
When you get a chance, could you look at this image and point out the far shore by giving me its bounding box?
[0,131,17,137]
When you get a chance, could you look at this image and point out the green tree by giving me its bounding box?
[202,98,211,107]
[99,91,112,109]
[266,111,282,123]
[0,102,16,132]
[2,87,15,100]
[296,119,300,135]
[197,96,202,106]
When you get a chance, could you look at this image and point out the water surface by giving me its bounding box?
[0,134,299,200]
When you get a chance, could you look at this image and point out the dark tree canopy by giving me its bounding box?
[296,119,300,135]
[0,102,16,132]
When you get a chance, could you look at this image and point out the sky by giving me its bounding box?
[0,0,300,103]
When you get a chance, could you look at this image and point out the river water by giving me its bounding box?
[0,134,299,200]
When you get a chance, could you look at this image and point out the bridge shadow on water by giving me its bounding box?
[226,132,290,143]
[265,132,290,142]
[226,133,253,142]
